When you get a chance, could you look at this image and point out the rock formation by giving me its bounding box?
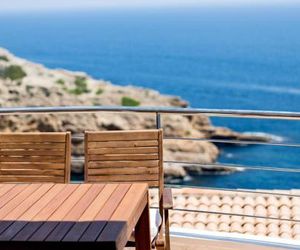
[0,47,269,180]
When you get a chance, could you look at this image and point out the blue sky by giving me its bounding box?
[1,0,300,12]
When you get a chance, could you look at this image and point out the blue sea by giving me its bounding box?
[0,7,300,189]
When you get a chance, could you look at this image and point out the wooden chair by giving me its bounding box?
[0,132,71,183]
[84,129,172,250]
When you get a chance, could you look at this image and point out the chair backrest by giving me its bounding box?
[0,132,71,183]
[84,129,163,189]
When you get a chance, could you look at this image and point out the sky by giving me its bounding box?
[0,0,300,12]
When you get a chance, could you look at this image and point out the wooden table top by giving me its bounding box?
[0,183,149,250]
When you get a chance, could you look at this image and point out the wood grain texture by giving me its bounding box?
[85,130,162,187]
[97,184,148,249]
[86,130,158,141]
[0,183,150,250]
[84,130,169,249]
[12,184,78,242]
[0,132,71,183]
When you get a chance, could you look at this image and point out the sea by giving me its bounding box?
[0,6,299,189]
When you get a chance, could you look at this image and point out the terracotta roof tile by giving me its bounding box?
[149,188,300,241]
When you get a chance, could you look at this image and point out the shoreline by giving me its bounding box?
[0,47,272,181]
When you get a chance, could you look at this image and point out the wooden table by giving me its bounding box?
[0,183,150,250]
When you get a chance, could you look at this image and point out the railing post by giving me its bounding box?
[156,113,161,129]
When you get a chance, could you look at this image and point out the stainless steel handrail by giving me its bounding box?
[73,134,300,148]
[166,185,300,198]
[165,137,300,148]
[150,206,300,223]
[165,161,300,173]
[0,105,300,120]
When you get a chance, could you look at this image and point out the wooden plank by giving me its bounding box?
[3,184,53,220]
[0,143,66,149]
[0,176,65,183]
[17,184,66,221]
[158,128,164,245]
[29,184,92,241]
[88,160,159,168]
[88,140,158,149]
[135,201,151,250]
[97,183,148,249]
[89,167,159,175]
[0,169,65,176]
[45,185,92,221]
[88,147,158,155]
[0,150,65,156]
[79,184,131,242]
[47,184,104,242]
[79,184,118,222]
[87,130,158,141]
[88,174,159,182]
[0,133,66,143]
[0,184,54,238]
[64,132,71,183]
[0,184,15,198]
[84,133,89,182]
[0,163,65,170]
[0,156,65,163]
[88,154,159,161]
[0,184,41,219]
[13,184,78,241]
[62,184,118,242]
[0,185,29,209]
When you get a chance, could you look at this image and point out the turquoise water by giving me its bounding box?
[0,7,300,189]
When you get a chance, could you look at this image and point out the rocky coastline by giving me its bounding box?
[0,47,270,180]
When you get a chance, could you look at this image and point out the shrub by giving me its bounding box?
[55,79,65,85]
[3,65,26,80]
[68,76,90,95]
[92,100,102,106]
[96,88,104,95]
[121,96,140,106]
[0,55,9,62]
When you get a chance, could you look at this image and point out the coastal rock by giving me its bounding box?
[0,47,270,179]
[202,126,271,142]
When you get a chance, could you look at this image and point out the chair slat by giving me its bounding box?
[0,133,66,143]
[88,140,158,148]
[85,130,162,188]
[0,176,65,183]
[0,132,71,183]
[88,147,158,155]
[89,154,159,161]
[87,130,159,141]
[89,167,159,175]
[0,169,65,176]
[0,150,65,156]
[0,143,66,149]
[0,156,66,163]
[88,160,159,169]
[0,163,65,169]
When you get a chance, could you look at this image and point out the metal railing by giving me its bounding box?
[1,105,300,237]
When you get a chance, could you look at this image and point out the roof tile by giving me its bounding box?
[149,188,300,240]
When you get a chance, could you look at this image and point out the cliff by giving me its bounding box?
[0,47,266,180]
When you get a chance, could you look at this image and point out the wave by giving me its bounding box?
[242,132,285,143]
[235,83,300,96]
[205,80,300,96]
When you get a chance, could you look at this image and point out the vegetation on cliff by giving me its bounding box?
[0,47,267,179]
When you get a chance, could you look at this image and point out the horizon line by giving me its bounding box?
[1,1,300,14]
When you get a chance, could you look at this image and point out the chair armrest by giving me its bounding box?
[163,188,173,209]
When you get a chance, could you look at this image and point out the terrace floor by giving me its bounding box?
[170,236,286,250]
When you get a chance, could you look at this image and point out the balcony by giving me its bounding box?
[0,105,300,249]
